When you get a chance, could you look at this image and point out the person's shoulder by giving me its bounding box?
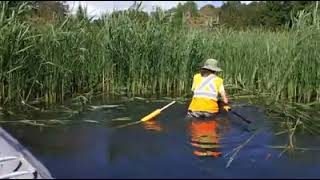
[194,73,201,78]
[215,75,223,82]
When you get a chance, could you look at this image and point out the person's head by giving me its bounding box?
[200,68,215,76]
[200,58,222,76]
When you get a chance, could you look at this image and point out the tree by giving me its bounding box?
[32,1,69,22]
[219,1,246,28]
[238,1,266,28]
[259,1,315,28]
[182,1,199,17]
[200,4,220,17]
[168,1,200,28]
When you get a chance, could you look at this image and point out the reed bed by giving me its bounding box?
[0,2,319,106]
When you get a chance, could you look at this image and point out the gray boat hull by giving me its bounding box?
[0,127,53,179]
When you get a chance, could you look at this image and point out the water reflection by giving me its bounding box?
[142,119,163,132]
[3,100,320,178]
[187,115,230,157]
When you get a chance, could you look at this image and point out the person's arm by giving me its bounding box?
[219,83,229,105]
[219,84,231,111]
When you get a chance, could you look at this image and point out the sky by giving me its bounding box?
[66,1,252,19]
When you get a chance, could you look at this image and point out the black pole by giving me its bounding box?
[218,100,252,124]
[230,110,252,124]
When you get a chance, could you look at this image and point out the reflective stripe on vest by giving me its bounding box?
[193,75,218,100]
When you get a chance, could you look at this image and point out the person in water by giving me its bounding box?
[187,58,231,157]
[187,58,230,118]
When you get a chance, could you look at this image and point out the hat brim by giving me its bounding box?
[201,65,222,72]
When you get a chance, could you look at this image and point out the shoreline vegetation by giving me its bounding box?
[0,1,319,136]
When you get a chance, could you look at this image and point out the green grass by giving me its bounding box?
[0,2,319,106]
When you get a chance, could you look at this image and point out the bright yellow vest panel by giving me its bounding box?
[188,73,223,113]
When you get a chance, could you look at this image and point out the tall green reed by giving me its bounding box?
[0,2,319,106]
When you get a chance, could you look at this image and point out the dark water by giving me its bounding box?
[1,99,320,178]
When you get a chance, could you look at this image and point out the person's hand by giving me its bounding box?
[223,105,231,112]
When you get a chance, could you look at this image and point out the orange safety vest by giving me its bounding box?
[188,73,223,113]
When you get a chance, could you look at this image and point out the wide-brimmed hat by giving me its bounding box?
[201,58,222,72]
